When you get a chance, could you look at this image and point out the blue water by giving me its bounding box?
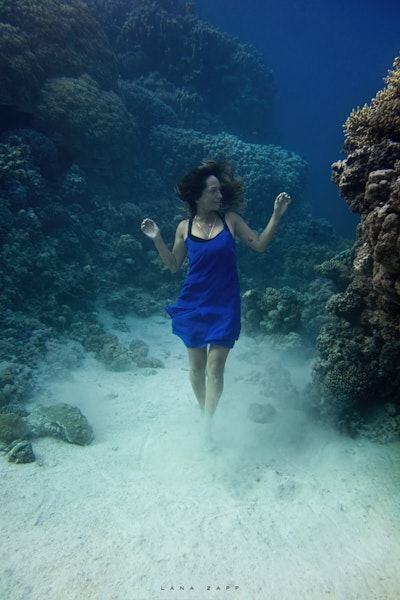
[195,0,400,236]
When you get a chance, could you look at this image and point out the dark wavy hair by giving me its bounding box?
[175,159,245,218]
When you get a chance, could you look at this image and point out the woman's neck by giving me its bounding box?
[195,210,217,222]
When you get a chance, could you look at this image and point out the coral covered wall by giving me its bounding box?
[311,57,400,440]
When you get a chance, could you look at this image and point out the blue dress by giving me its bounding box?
[166,215,241,348]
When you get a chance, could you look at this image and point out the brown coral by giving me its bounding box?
[344,56,400,151]
[118,0,275,141]
[0,23,43,112]
[33,75,137,182]
[313,56,400,438]
[0,0,117,100]
[332,58,400,311]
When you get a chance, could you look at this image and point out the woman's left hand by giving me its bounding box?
[274,192,291,217]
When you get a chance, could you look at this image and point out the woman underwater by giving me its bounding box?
[141,160,291,445]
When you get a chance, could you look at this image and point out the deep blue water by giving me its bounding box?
[195,0,400,236]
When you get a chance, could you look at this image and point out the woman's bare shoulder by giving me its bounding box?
[177,218,189,229]
[176,218,189,237]
[224,210,242,222]
[224,211,245,227]
[223,211,242,236]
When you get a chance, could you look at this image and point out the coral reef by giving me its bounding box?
[0,0,277,191]
[0,412,30,444]
[148,125,308,214]
[26,403,94,445]
[84,330,135,371]
[0,399,93,462]
[0,362,35,405]
[314,248,354,292]
[242,287,303,336]
[5,439,35,464]
[343,56,400,151]
[120,80,179,134]
[0,0,117,100]
[0,135,45,207]
[0,23,43,112]
[311,56,400,441]
[33,75,137,187]
[1,128,60,179]
[117,0,275,141]
[82,325,164,370]
[0,0,287,199]
[129,339,164,369]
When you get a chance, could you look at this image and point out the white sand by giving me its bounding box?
[1,314,400,600]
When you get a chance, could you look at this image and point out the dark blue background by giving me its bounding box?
[195,0,400,236]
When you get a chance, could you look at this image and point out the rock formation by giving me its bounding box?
[311,57,400,441]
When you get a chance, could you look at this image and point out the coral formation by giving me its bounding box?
[0,363,35,405]
[343,56,400,151]
[26,403,94,445]
[314,249,353,292]
[5,439,35,463]
[312,56,400,440]
[34,75,137,185]
[242,287,303,336]
[148,125,308,214]
[120,80,179,133]
[118,0,275,141]
[84,330,135,371]
[0,412,30,444]
[0,0,117,96]
[0,23,43,112]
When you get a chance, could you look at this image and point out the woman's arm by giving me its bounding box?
[141,218,187,273]
[226,192,291,253]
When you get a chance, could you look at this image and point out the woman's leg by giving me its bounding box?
[205,345,230,416]
[187,344,230,449]
[187,347,208,409]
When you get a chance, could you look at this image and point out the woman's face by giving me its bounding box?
[197,175,222,212]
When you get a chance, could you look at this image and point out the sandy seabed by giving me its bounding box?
[1,314,400,600]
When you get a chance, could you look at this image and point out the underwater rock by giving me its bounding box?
[314,249,354,291]
[247,402,277,424]
[26,403,94,446]
[84,332,134,371]
[60,164,88,204]
[0,412,30,444]
[136,356,165,369]
[118,0,275,141]
[7,439,35,464]
[0,403,30,418]
[34,75,137,178]
[149,126,307,215]
[325,289,366,325]
[129,339,149,361]
[242,287,303,335]
[337,410,400,444]
[98,340,134,371]
[0,22,42,113]
[309,56,400,437]
[0,137,44,207]
[0,0,117,94]
[120,80,179,132]
[1,129,60,181]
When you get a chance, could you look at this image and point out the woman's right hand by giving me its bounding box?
[140,218,160,239]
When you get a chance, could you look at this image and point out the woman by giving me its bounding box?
[141,160,290,443]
